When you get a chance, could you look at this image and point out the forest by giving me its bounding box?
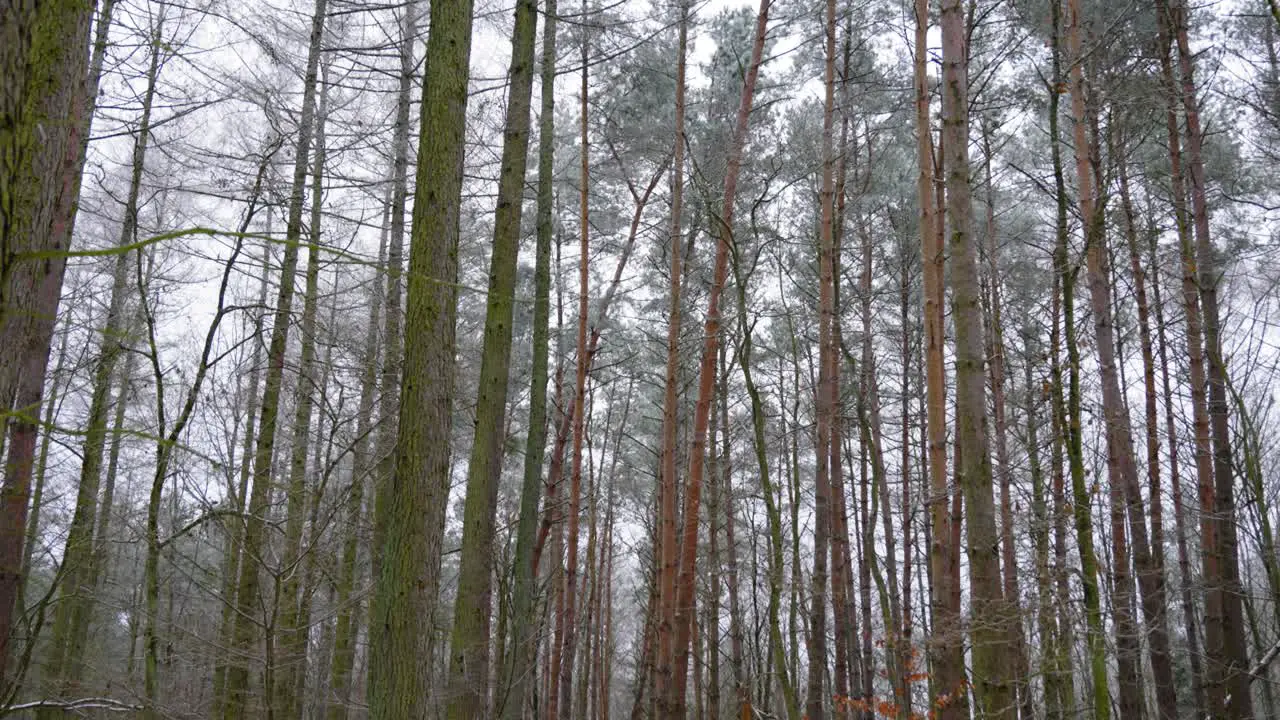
[3,0,1280,716]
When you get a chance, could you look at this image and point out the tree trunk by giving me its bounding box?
[829,39,857,718]
[556,24,591,719]
[1151,4,1208,713]
[804,1,837,717]
[276,60,331,720]
[1115,137,1180,720]
[366,0,474,714]
[941,0,1011,712]
[654,2,689,711]
[897,194,915,720]
[0,0,95,685]
[222,0,327,710]
[368,0,414,594]
[1053,1,1108,712]
[669,1,772,715]
[913,0,962,710]
[502,0,558,713]
[444,0,538,713]
[856,427,875,719]
[1170,0,1254,713]
[707,378,723,720]
[1067,5,1143,713]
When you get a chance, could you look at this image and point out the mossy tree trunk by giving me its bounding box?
[366,0,474,713]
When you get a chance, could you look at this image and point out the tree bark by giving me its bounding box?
[941,0,1011,712]
[1116,137,1180,720]
[556,22,591,719]
[444,0,538,712]
[654,2,689,711]
[1151,4,1208,713]
[913,0,962,710]
[1169,0,1255,713]
[366,0,474,714]
[502,0,558,713]
[0,0,95,684]
[1052,1,1108,713]
[669,1,771,715]
[804,1,837,717]
[1068,55,1147,716]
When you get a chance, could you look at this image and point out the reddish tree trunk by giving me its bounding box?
[667,0,771,714]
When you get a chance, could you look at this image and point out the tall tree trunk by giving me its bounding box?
[856,425,875,719]
[897,230,916,720]
[706,377,723,720]
[978,118,1034,720]
[804,0,837,717]
[913,0,962,710]
[502,0,558,713]
[669,0,771,715]
[223,0,327,711]
[1067,5,1147,712]
[366,0,474,714]
[941,0,1011,713]
[276,61,331,720]
[1170,0,1254,713]
[829,40,857,718]
[445,0,538,713]
[654,2,689,712]
[368,0,414,593]
[1052,1,1108,713]
[0,0,95,688]
[575,401,600,720]
[1115,137,1179,720]
[1150,4,1208,713]
[556,22,591,719]
[1157,0,1223,707]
